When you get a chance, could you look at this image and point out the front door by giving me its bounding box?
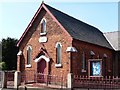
[37,59,47,83]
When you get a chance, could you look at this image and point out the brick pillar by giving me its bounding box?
[1,71,7,88]
[17,50,22,71]
[17,56,20,71]
[67,73,73,89]
[46,62,49,75]
[46,62,49,86]
[115,53,118,77]
[14,71,21,88]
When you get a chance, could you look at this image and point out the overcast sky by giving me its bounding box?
[0,0,119,40]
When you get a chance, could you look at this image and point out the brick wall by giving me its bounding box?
[18,8,72,81]
[72,39,113,76]
[17,7,114,84]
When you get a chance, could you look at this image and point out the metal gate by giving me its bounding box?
[21,70,67,88]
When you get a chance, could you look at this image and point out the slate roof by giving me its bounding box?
[45,4,113,49]
[104,31,120,51]
[17,3,113,50]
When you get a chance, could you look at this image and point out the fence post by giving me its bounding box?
[67,73,73,89]
[1,71,7,88]
[14,71,21,88]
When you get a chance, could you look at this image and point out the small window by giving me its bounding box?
[90,51,95,59]
[103,54,107,76]
[26,45,32,67]
[81,51,86,72]
[55,42,62,67]
[108,57,111,72]
[40,18,46,35]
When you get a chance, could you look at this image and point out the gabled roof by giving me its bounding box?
[17,3,113,50]
[104,31,120,51]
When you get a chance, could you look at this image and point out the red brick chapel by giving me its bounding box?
[16,2,120,86]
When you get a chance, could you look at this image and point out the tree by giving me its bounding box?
[0,62,7,70]
[2,37,18,70]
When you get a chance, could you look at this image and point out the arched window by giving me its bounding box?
[82,51,86,72]
[56,43,61,64]
[40,18,46,35]
[27,46,32,65]
[90,50,95,59]
[55,42,62,67]
[103,54,107,76]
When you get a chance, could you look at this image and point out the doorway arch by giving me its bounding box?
[35,55,50,73]
[35,55,50,83]
[35,55,50,63]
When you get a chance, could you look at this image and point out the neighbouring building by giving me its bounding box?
[16,2,120,87]
[104,31,120,77]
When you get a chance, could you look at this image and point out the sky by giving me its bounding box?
[0,0,119,41]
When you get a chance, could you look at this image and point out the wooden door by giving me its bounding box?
[37,59,47,83]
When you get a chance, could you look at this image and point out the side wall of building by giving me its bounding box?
[118,51,120,77]
[113,51,120,77]
[72,39,113,77]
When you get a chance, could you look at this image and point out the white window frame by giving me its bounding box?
[40,18,47,35]
[55,42,62,68]
[26,45,32,68]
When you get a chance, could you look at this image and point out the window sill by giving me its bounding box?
[55,64,62,68]
[26,64,32,68]
[81,69,86,72]
[40,32,47,36]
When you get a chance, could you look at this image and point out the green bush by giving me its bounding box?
[0,62,7,70]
